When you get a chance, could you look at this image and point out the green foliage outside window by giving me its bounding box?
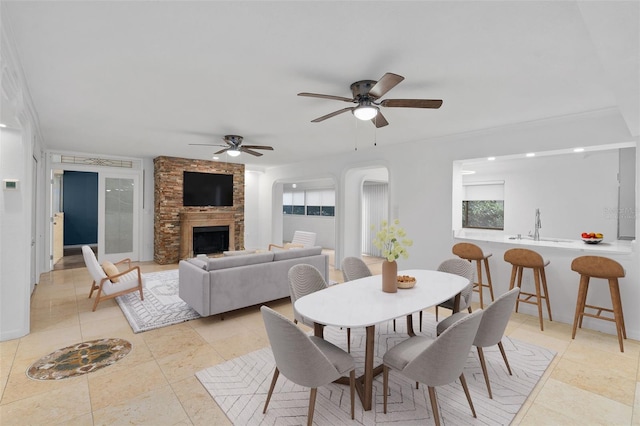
[462,200,504,230]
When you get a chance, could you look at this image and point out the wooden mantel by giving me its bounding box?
[179,211,236,260]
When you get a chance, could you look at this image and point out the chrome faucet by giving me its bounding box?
[533,208,541,241]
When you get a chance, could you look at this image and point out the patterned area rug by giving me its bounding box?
[116,269,200,333]
[27,338,131,380]
[196,314,556,425]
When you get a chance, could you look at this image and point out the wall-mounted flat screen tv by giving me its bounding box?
[183,171,233,207]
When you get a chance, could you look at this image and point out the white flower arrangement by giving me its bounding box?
[372,219,413,262]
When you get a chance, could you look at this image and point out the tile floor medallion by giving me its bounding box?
[26,338,132,380]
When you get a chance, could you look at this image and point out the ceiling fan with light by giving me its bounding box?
[298,72,442,128]
[189,135,274,157]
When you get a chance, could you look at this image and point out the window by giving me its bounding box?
[462,200,504,229]
[283,191,305,215]
[462,182,504,230]
[283,189,335,217]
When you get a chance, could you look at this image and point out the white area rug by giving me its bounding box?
[116,269,200,333]
[196,314,555,425]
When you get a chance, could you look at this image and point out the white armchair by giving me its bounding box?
[268,230,317,251]
[82,245,145,311]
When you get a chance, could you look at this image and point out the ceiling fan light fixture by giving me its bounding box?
[227,149,241,157]
[353,105,378,121]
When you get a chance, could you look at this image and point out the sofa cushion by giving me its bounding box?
[272,246,322,261]
[207,251,275,270]
[187,258,208,270]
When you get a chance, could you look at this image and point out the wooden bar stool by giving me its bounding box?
[570,256,627,352]
[503,248,552,331]
[452,242,494,308]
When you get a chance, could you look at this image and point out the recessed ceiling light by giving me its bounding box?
[212,156,219,160]
[573,147,585,153]
[292,183,297,188]
[0,124,6,128]
[487,157,496,161]
[526,152,535,157]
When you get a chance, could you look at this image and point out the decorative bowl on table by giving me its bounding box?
[581,232,603,244]
[397,275,416,289]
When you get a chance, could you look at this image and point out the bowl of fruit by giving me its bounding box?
[581,232,603,244]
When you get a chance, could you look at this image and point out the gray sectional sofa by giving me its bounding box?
[178,246,329,317]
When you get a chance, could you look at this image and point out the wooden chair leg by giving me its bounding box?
[347,328,351,353]
[540,267,552,322]
[476,347,492,399]
[476,260,484,309]
[263,367,279,413]
[428,386,441,426]
[460,373,476,418]
[349,370,355,419]
[533,268,544,331]
[92,289,102,312]
[498,341,512,375]
[383,365,389,414]
[572,275,589,339]
[484,257,495,302]
[88,280,97,298]
[609,279,625,352]
[307,388,317,426]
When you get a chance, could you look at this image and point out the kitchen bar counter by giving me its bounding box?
[454,230,634,255]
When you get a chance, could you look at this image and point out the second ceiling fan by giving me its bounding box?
[298,72,442,128]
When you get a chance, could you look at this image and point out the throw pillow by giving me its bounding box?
[101,261,120,282]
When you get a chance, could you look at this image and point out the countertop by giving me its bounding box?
[454,230,634,254]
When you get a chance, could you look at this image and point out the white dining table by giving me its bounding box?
[294,269,469,411]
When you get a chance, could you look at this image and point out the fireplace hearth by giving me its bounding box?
[193,226,229,255]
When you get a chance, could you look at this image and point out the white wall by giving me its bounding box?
[0,128,32,340]
[250,108,640,340]
[282,215,335,249]
[0,18,46,341]
[461,149,620,240]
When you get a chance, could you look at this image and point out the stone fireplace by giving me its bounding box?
[154,156,244,264]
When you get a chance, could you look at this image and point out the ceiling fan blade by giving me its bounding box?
[298,92,354,102]
[381,99,443,109]
[240,147,263,156]
[311,107,354,123]
[371,111,389,128]
[214,148,229,155]
[369,73,404,98]
[188,143,226,147]
[241,145,274,150]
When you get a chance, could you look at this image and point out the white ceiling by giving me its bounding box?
[2,1,638,169]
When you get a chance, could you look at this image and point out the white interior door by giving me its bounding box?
[98,172,140,262]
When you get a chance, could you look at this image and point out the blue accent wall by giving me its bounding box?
[63,171,98,245]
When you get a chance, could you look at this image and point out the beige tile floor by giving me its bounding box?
[1,252,639,425]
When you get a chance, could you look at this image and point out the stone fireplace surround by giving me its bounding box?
[153,156,245,264]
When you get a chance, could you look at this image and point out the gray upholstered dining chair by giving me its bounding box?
[382,309,483,425]
[341,256,373,281]
[437,287,520,398]
[419,258,474,331]
[261,306,356,425]
[288,263,352,352]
